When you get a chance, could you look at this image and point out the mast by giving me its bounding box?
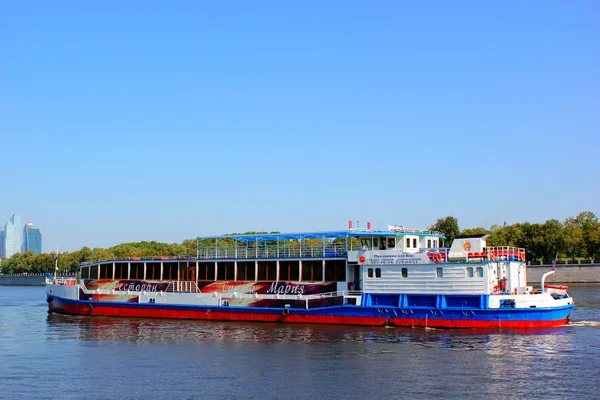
[53,246,59,280]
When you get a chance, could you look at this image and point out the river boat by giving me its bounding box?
[46,223,574,329]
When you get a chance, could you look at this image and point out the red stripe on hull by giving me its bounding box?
[389,318,568,329]
[49,302,389,327]
[48,300,569,329]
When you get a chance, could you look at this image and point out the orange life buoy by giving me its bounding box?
[520,253,526,261]
[359,255,365,263]
[434,254,442,263]
[489,250,495,259]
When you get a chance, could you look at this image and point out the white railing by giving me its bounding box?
[165,281,199,293]
[48,277,78,286]
[197,245,347,260]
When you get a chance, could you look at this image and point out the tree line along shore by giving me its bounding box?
[0,211,597,275]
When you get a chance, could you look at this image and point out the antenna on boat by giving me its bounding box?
[53,246,59,281]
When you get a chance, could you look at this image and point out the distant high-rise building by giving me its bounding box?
[1,214,22,258]
[0,229,5,258]
[23,222,42,255]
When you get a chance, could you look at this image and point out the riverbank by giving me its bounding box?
[526,263,600,284]
[0,274,75,286]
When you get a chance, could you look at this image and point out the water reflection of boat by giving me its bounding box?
[46,225,574,329]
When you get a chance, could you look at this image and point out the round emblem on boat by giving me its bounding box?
[359,256,366,263]
[463,241,472,251]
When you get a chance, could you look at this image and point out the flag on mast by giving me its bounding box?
[551,252,559,271]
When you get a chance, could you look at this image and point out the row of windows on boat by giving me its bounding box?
[80,260,347,283]
[366,266,485,279]
[360,238,440,250]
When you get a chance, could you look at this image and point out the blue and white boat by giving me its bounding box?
[46,222,573,329]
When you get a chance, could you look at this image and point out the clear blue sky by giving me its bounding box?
[1,1,598,252]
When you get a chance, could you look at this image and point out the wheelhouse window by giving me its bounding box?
[436,267,443,278]
[427,239,432,248]
[413,238,417,248]
[406,238,411,248]
[387,238,395,249]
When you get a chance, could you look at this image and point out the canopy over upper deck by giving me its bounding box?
[200,228,446,243]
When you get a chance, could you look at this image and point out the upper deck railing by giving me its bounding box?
[80,244,348,266]
[197,245,347,260]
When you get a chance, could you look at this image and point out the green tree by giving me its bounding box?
[429,216,460,245]
[460,227,489,236]
[563,216,585,261]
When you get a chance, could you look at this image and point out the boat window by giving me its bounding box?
[145,262,160,280]
[280,261,300,281]
[130,263,143,280]
[368,268,373,278]
[413,238,418,248]
[258,261,277,281]
[427,239,432,248]
[476,267,484,277]
[217,262,235,281]
[236,261,256,281]
[375,268,381,278]
[301,260,322,281]
[81,267,90,279]
[466,267,474,278]
[436,267,443,278]
[325,260,346,282]
[99,264,112,279]
[387,238,395,249]
[401,268,408,278]
[373,238,379,249]
[162,263,179,280]
[198,262,216,281]
[406,238,410,248]
[90,264,99,280]
[379,239,386,250]
[360,239,371,249]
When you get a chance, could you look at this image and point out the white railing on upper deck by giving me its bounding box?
[448,246,526,262]
[197,244,347,260]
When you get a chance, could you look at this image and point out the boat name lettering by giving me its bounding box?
[266,282,305,295]
[367,254,421,265]
[118,283,160,292]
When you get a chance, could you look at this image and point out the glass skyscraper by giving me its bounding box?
[0,214,25,258]
[23,222,43,255]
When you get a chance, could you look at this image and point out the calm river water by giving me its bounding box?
[1,285,599,400]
